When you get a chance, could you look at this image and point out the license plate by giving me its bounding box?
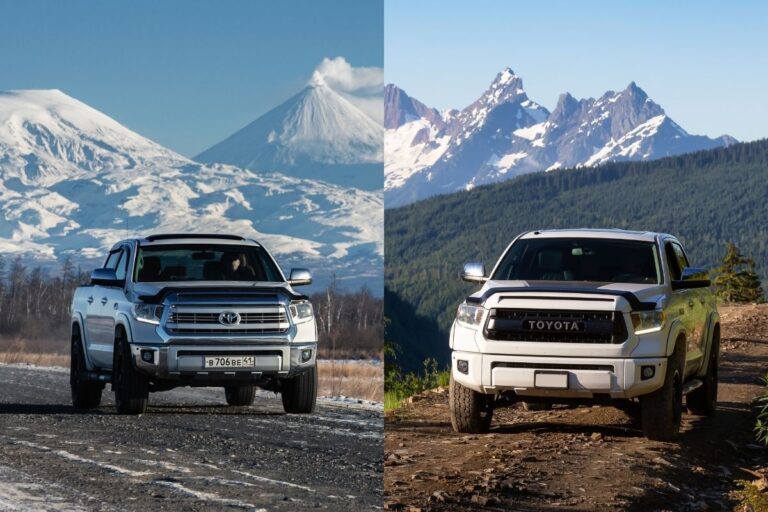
[534,371,569,389]
[204,356,256,369]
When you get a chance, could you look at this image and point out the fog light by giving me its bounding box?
[641,365,655,380]
[301,349,312,363]
[141,350,154,364]
[456,359,469,374]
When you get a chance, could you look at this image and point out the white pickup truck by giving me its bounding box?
[450,229,719,441]
[70,234,318,415]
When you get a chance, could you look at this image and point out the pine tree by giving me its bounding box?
[713,242,765,303]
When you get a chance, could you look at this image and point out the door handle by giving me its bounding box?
[113,302,119,310]
[87,296,94,304]
[101,297,108,305]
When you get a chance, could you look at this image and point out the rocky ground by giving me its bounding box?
[384,304,768,511]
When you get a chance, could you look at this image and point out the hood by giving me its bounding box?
[467,280,666,312]
[130,281,305,304]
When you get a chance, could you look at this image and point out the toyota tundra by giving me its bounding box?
[70,234,318,415]
[450,229,719,441]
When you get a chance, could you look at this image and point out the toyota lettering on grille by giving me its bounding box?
[218,311,242,326]
[525,319,584,332]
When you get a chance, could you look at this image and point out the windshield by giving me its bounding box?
[491,238,661,284]
[134,244,283,283]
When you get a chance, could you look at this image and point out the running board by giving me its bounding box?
[682,379,703,395]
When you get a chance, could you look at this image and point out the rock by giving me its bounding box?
[590,432,603,442]
[430,490,448,502]
[471,495,489,506]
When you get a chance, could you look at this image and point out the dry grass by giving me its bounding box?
[0,345,383,402]
[0,351,69,366]
[317,359,383,402]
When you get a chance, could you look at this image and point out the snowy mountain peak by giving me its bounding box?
[494,67,518,85]
[196,78,383,189]
[384,84,443,130]
[0,89,186,186]
[481,67,527,107]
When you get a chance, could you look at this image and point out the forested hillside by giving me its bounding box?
[385,139,768,371]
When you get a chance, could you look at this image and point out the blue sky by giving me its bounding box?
[386,0,768,142]
[0,0,383,156]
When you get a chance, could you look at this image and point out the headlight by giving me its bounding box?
[631,309,666,335]
[132,303,164,325]
[456,303,486,329]
[289,302,314,324]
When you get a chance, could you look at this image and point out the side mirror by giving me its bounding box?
[461,262,487,283]
[91,268,124,287]
[671,267,711,290]
[288,268,312,286]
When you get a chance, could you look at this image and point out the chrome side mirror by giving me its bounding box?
[288,268,312,286]
[461,262,487,283]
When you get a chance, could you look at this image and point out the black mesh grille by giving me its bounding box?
[485,309,627,344]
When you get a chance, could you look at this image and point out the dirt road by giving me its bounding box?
[385,304,768,511]
[0,365,383,511]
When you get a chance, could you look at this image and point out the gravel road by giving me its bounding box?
[0,364,383,511]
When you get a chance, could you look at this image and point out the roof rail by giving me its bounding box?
[144,234,246,242]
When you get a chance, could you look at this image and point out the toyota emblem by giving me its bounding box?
[218,311,241,325]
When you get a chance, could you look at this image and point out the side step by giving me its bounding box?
[682,378,703,395]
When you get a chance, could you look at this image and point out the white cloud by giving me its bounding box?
[312,57,383,94]
[311,57,383,124]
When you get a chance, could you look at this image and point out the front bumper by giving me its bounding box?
[130,342,317,381]
[452,350,666,399]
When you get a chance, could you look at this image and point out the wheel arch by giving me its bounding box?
[114,314,134,344]
[71,315,95,371]
[696,311,721,378]
[664,319,687,357]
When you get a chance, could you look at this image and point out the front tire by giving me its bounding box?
[640,339,685,441]
[687,327,719,416]
[449,374,493,433]
[281,367,317,414]
[225,385,255,406]
[113,333,149,415]
[70,333,102,409]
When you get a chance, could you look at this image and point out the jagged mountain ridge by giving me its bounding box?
[385,68,736,206]
[0,89,383,292]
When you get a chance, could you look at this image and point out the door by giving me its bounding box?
[86,248,124,368]
[665,242,704,376]
[671,242,706,372]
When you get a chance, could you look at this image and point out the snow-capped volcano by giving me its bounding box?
[196,75,383,190]
[0,89,382,292]
[385,69,736,207]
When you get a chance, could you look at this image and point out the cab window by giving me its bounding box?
[115,248,129,280]
[104,250,121,270]
[672,243,689,273]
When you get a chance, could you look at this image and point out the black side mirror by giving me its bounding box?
[91,268,125,287]
[671,267,711,290]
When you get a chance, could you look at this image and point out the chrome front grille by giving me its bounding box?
[165,305,290,335]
